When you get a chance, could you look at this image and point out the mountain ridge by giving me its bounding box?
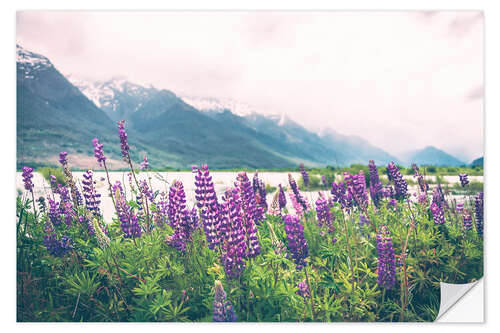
[17,45,467,169]
[400,146,465,167]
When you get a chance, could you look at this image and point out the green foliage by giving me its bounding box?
[38,167,66,186]
[298,174,321,190]
[16,159,483,322]
[265,183,277,194]
[426,166,437,174]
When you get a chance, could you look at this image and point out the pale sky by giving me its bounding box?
[16,11,484,162]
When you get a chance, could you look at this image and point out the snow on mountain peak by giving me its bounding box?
[66,75,156,110]
[16,44,53,78]
[179,94,265,117]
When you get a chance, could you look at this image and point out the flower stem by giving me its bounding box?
[304,266,316,321]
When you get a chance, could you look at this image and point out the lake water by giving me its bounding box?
[16,171,483,222]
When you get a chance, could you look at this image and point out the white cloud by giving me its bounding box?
[16,11,484,162]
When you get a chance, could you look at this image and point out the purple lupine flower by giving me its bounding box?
[459,173,469,188]
[193,165,221,250]
[288,187,304,218]
[288,173,310,212]
[475,192,483,236]
[49,175,59,194]
[153,192,168,227]
[462,211,473,231]
[212,280,238,322]
[284,214,309,270]
[345,171,369,210]
[43,222,73,257]
[139,179,154,204]
[92,138,106,166]
[251,172,267,220]
[278,184,287,209]
[22,166,34,192]
[417,193,428,205]
[360,214,370,227]
[81,170,101,216]
[190,207,199,230]
[412,164,429,193]
[252,171,260,194]
[43,222,59,255]
[220,188,247,279]
[58,185,71,204]
[112,181,123,197]
[236,172,261,258]
[268,190,282,216]
[387,162,408,200]
[167,181,197,252]
[296,280,310,298]
[321,175,328,188]
[299,163,310,188]
[74,186,83,206]
[376,225,396,290]
[48,198,61,225]
[432,184,448,210]
[167,180,188,228]
[216,195,231,246]
[331,181,353,211]
[168,208,198,252]
[61,201,75,227]
[117,120,130,161]
[456,202,464,214]
[59,152,68,166]
[430,202,445,225]
[79,215,95,236]
[382,185,395,199]
[315,193,333,230]
[388,199,397,210]
[114,184,142,239]
[140,155,149,170]
[256,178,268,219]
[167,183,177,225]
[368,160,384,207]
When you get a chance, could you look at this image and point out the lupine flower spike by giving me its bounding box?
[193,164,221,250]
[284,214,309,270]
[430,202,445,225]
[268,190,282,217]
[212,280,237,322]
[140,155,149,170]
[475,192,483,236]
[235,172,261,258]
[459,173,469,188]
[387,162,408,200]
[117,120,130,162]
[376,225,396,290]
[92,138,106,166]
[300,163,309,188]
[278,184,287,209]
[220,188,247,279]
[368,160,384,207]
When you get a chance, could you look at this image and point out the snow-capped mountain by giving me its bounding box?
[17,44,53,79]
[66,75,158,121]
[178,94,270,117]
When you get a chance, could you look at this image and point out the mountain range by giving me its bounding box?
[17,45,467,170]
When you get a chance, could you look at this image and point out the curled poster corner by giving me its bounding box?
[435,279,483,322]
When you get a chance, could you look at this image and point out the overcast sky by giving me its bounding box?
[16,11,483,162]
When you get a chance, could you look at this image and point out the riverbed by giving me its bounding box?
[16,171,483,222]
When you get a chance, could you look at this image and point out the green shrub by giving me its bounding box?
[426,166,437,174]
[38,167,66,186]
